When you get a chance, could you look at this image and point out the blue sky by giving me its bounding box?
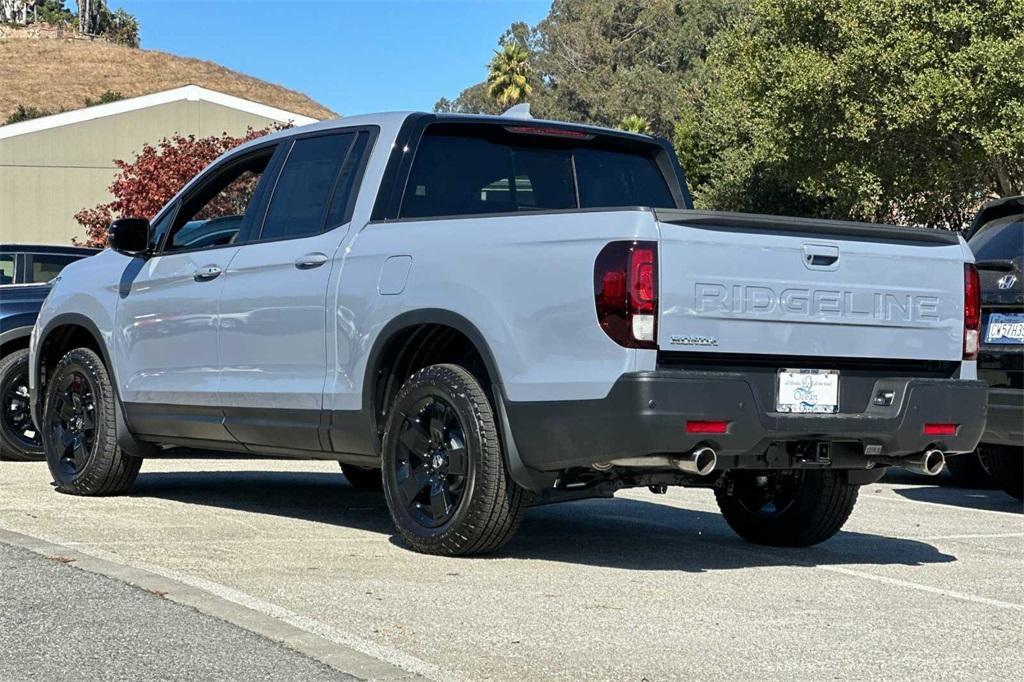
[115,1,550,115]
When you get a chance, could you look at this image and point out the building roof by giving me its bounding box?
[0,85,321,141]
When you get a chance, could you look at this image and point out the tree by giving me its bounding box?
[676,0,1024,228]
[4,104,56,125]
[83,90,124,107]
[620,114,653,134]
[74,126,283,247]
[487,43,533,108]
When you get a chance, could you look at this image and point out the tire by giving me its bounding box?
[41,347,141,496]
[339,463,383,491]
[944,451,992,487]
[381,364,527,556]
[0,349,45,461]
[983,445,1023,501]
[715,469,859,547]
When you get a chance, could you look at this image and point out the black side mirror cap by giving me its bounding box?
[108,218,151,257]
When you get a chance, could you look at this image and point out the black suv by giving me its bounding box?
[946,198,1023,499]
[1,244,99,460]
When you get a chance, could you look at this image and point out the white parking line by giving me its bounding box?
[919,532,1024,541]
[818,565,1024,611]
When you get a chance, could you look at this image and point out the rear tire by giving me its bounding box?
[983,445,1023,501]
[339,463,382,491]
[715,470,858,547]
[41,348,141,495]
[381,364,527,556]
[944,451,992,487]
[0,349,45,461]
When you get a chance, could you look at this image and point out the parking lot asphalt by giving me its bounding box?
[0,542,353,682]
[1,459,1021,681]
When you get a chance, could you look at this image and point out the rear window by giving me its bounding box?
[969,216,1024,261]
[28,254,79,283]
[399,124,676,219]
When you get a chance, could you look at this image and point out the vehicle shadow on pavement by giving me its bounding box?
[130,469,956,572]
[882,469,1022,514]
[890,486,1022,514]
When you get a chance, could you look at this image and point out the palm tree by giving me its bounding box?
[487,43,533,108]
[619,115,653,135]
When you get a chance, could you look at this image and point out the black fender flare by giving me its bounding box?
[362,309,552,492]
[34,313,157,458]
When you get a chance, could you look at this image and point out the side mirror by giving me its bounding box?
[108,218,151,257]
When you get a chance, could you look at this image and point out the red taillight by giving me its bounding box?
[923,423,958,436]
[963,263,980,360]
[594,241,658,349]
[686,420,729,434]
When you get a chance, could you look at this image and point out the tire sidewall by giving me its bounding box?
[381,370,484,544]
[41,348,117,492]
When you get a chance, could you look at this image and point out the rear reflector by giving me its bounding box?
[686,420,729,434]
[923,423,957,436]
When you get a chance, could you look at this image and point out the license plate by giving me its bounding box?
[776,369,839,414]
[985,312,1024,345]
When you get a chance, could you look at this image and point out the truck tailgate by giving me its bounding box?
[655,210,967,362]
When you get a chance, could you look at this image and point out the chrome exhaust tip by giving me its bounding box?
[901,449,946,476]
[676,446,717,476]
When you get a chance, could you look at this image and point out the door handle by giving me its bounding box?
[802,244,840,270]
[193,265,222,282]
[295,253,329,269]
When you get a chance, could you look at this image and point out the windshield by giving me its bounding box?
[969,216,1024,261]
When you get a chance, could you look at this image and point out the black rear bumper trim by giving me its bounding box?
[505,371,988,472]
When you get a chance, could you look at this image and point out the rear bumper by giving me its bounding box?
[505,371,988,472]
[981,388,1023,447]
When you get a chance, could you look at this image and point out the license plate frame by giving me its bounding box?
[776,368,840,414]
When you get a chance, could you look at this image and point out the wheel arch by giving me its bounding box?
[33,313,156,457]
[361,309,550,492]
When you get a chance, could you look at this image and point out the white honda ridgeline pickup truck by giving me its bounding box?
[29,111,987,555]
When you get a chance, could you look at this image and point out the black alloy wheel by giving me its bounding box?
[392,395,470,528]
[46,368,98,478]
[0,349,45,460]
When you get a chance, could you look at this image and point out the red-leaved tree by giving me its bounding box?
[74,125,286,247]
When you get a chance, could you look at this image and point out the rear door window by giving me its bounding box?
[398,124,675,219]
[259,132,356,241]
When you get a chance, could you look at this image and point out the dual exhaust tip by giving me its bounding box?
[594,446,947,478]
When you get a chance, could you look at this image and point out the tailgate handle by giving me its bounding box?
[802,244,840,270]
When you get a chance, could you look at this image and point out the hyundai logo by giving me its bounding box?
[998,274,1018,290]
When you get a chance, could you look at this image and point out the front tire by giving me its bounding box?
[715,470,858,547]
[381,364,527,556]
[0,349,45,461]
[41,347,141,495]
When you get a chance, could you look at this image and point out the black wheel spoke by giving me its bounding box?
[71,438,87,467]
[446,446,468,476]
[428,402,447,444]
[399,419,430,454]
[398,465,430,503]
[429,480,452,521]
[58,399,75,421]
